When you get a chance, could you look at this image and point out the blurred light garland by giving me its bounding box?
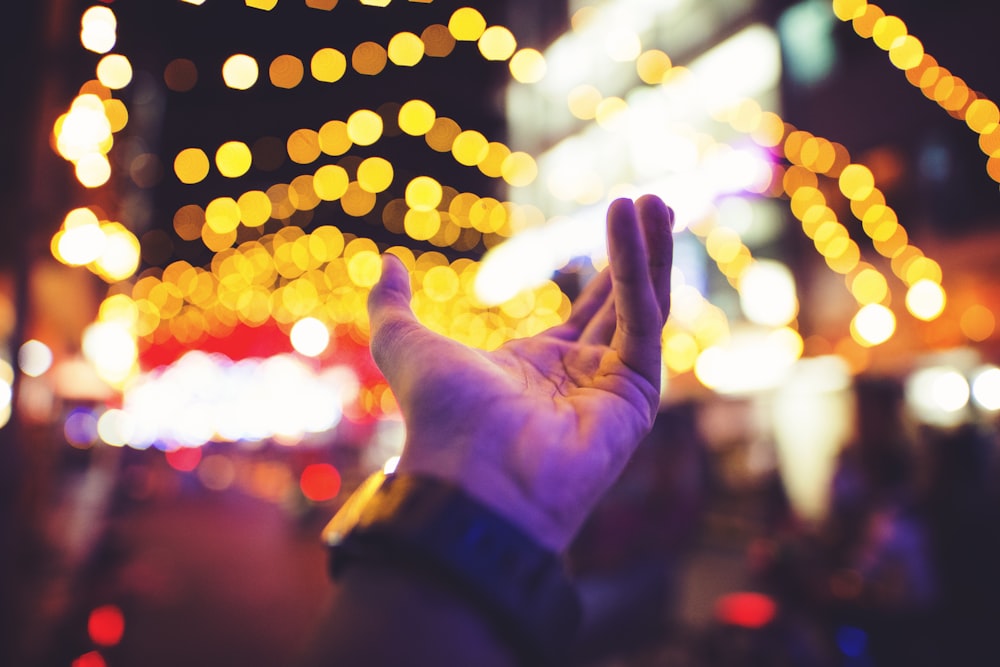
[49,0,992,419]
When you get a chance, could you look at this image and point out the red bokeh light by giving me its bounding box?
[714,591,777,629]
[165,447,203,472]
[88,603,125,646]
[300,463,342,502]
[72,651,107,667]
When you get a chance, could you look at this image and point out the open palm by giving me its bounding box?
[368,196,674,551]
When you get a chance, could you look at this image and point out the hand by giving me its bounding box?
[367,195,674,552]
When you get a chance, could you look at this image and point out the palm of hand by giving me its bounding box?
[394,330,660,550]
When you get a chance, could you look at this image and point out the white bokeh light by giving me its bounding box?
[290,317,331,357]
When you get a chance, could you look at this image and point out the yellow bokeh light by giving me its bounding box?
[319,119,352,156]
[888,34,924,70]
[451,130,489,166]
[871,15,907,50]
[850,267,889,305]
[99,293,139,328]
[904,256,942,285]
[81,6,117,54]
[595,97,628,128]
[269,54,304,88]
[478,142,510,178]
[567,84,602,120]
[405,176,443,211]
[404,209,441,240]
[426,117,461,152]
[853,4,885,39]
[246,0,278,9]
[311,48,347,82]
[826,240,861,274]
[509,48,546,83]
[357,157,394,193]
[96,54,133,89]
[103,99,128,133]
[215,141,253,178]
[75,153,112,188]
[238,190,272,227]
[664,331,699,373]
[94,222,140,282]
[388,31,425,66]
[448,7,486,41]
[268,183,295,219]
[222,54,259,90]
[851,303,896,347]
[311,225,345,262]
[960,304,996,342]
[55,94,112,162]
[636,49,672,85]
[421,24,456,57]
[979,125,1000,156]
[173,205,205,241]
[422,265,460,302]
[705,227,742,263]
[352,42,388,76]
[289,174,320,211]
[340,182,377,217]
[55,208,105,266]
[832,0,867,21]
[206,197,242,234]
[478,26,517,61]
[347,251,382,288]
[346,109,383,146]
[966,99,1000,133]
[838,163,875,200]
[987,156,1000,184]
[905,280,946,321]
[313,164,350,201]
[287,128,321,164]
[501,152,537,187]
[398,99,436,136]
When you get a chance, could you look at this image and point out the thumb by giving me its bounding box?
[367,254,421,374]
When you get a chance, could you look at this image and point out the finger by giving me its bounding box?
[547,269,612,341]
[606,197,666,385]
[635,194,675,325]
[367,254,424,380]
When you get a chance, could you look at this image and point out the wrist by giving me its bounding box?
[323,471,581,665]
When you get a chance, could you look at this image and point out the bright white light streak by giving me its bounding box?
[477,146,773,304]
[120,351,347,448]
[693,326,802,395]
